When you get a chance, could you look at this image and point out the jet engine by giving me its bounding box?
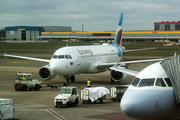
[110,67,127,82]
[39,65,56,80]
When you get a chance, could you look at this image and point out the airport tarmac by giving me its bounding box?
[0,58,154,120]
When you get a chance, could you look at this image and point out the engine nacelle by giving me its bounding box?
[39,65,56,80]
[110,67,127,82]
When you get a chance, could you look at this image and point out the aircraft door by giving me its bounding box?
[73,50,81,65]
[97,52,101,61]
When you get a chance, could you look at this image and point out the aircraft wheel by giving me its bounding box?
[111,78,115,83]
[70,75,75,82]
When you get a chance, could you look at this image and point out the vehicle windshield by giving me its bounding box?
[60,88,71,94]
[16,74,32,81]
[138,78,155,87]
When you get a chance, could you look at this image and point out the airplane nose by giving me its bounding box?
[121,90,145,119]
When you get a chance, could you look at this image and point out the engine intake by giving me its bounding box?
[39,65,56,80]
[110,67,127,82]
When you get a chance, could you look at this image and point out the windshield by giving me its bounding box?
[138,78,155,87]
[131,77,140,86]
[52,55,72,59]
[60,88,71,94]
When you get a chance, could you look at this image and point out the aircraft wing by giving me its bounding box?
[4,53,50,63]
[110,65,139,77]
[97,58,163,69]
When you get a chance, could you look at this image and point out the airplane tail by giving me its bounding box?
[112,12,123,46]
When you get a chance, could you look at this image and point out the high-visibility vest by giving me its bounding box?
[23,77,26,81]
[87,80,91,87]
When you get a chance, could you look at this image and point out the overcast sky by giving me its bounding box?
[0,0,179,31]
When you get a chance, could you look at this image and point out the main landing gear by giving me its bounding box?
[63,75,75,86]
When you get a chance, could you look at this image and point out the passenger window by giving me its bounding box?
[164,78,172,87]
[68,55,72,59]
[138,78,155,87]
[58,55,64,59]
[52,55,57,59]
[131,77,140,87]
[65,55,69,59]
[156,78,166,87]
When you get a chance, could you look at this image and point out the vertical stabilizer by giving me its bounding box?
[112,12,123,46]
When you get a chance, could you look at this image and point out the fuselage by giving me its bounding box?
[50,44,124,75]
[121,62,180,119]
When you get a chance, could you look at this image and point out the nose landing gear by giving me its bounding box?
[63,75,75,86]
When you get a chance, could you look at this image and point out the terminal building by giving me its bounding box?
[1,21,180,42]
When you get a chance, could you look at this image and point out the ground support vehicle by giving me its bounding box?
[13,73,42,91]
[110,85,128,102]
[54,86,79,108]
[80,87,109,104]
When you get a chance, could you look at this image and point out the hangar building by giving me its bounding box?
[5,26,71,40]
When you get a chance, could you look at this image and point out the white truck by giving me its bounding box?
[80,87,110,104]
[54,86,79,108]
[13,73,42,91]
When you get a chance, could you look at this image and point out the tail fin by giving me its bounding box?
[112,12,123,46]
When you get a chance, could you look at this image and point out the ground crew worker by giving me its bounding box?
[23,76,26,81]
[19,76,22,80]
[86,79,91,87]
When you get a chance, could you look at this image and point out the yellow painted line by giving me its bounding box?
[42,31,180,35]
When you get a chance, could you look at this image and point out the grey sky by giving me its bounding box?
[0,0,179,31]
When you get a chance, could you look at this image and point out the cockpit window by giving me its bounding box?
[52,55,72,59]
[156,78,166,87]
[138,78,155,87]
[68,55,72,59]
[164,78,172,87]
[131,77,140,86]
[53,55,57,59]
[65,55,69,59]
[58,55,64,59]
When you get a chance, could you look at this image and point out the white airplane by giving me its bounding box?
[110,56,180,120]
[4,12,161,85]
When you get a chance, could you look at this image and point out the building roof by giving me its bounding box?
[5,26,44,31]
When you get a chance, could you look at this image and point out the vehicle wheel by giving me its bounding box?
[74,99,79,106]
[66,102,69,108]
[15,84,20,91]
[111,78,115,83]
[100,99,103,103]
[34,84,40,91]
[21,85,27,91]
[70,75,75,82]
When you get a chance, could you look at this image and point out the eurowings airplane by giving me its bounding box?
[110,58,180,119]
[4,12,161,85]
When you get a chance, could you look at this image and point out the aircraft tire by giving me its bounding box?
[111,78,115,83]
[70,75,75,82]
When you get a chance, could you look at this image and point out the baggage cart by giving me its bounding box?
[110,85,129,101]
[0,98,14,120]
[80,87,109,104]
